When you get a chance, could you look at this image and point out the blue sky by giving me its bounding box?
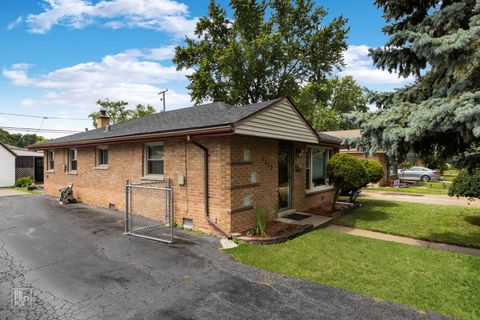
[0,0,413,138]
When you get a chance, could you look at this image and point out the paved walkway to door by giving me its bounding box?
[361,190,480,208]
[326,225,480,256]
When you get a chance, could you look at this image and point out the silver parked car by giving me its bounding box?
[397,166,440,182]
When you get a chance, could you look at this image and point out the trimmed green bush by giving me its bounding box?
[361,159,384,184]
[448,169,480,198]
[15,177,33,188]
[328,153,369,209]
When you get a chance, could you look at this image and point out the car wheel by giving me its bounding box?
[421,175,430,182]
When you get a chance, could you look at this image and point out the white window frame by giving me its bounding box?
[47,150,55,171]
[144,142,164,179]
[306,146,333,193]
[96,146,109,168]
[68,148,78,173]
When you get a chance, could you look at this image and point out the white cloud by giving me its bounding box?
[339,45,415,86]
[2,47,193,110]
[7,16,23,30]
[23,0,198,38]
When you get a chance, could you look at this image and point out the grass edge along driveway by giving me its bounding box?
[333,199,480,248]
[227,229,480,320]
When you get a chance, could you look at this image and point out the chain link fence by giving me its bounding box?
[125,179,173,243]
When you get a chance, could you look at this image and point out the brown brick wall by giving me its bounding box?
[44,137,231,235]
[43,135,335,235]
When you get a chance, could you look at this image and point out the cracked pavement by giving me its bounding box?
[0,195,448,320]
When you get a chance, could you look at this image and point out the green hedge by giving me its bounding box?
[361,159,384,183]
[15,177,33,188]
[448,169,480,198]
[328,153,369,193]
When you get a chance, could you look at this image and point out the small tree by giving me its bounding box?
[89,100,156,128]
[327,153,369,211]
[361,159,384,184]
[448,169,480,198]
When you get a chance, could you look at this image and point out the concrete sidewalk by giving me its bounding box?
[0,188,29,197]
[361,190,480,208]
[326,225,480,256]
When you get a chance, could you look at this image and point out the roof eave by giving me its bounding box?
[29,125,234,150]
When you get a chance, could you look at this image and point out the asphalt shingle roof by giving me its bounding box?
[317,132,343,144]
[37,99,282,146]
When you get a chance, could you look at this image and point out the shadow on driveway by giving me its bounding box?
[0,195,447,320]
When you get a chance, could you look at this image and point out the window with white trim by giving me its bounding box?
[306,146,333,192]
[68,148,77,172]
[96,146,108,167]
[47,150,55,170]
[144,142,164,177]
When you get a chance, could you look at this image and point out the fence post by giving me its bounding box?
[168,178,173,243]
[125,179,129,234]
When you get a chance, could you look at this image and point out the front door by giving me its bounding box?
[278,141,292,209]
[34,157,44,183]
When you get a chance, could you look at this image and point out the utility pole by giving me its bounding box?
[158,89,168,112]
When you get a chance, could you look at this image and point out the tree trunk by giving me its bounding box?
[331,187,340,213]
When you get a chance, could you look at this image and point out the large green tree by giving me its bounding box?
[0,129,45,147]
[89,99,156,128]
[346,0,480,167]
[295,76,368,131]
[173,0,348,105]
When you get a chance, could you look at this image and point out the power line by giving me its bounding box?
[0,112,90,121]
[1,126,82,134]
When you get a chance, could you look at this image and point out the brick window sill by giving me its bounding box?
[228,205,253,214]
[94,166,109,170]
[140,175,165,181]
[227,161,253,165]
[67,171,78,175]
[306,187,335,195]
[228,183,259,190]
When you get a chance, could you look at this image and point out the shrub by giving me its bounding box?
[15,177,33,188]
[361,159,384,184]
[448,169,480,198]
[328,153,369,210]
[255,207,267,237]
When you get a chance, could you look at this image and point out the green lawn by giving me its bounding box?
[367,186,449,195]
[417,181,451,189]
[227,230,480,320]
[334,199,480,248]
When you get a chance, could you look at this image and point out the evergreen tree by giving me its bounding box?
[173,0,348,105]
[346,0,480,167]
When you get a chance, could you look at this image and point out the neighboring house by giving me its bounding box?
[30,97,341,235]
[321,129,391,186]
[0,142,44,187]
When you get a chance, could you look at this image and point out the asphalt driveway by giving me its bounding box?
[0,195,447,320]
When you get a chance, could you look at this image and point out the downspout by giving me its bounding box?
[189,138,232,239]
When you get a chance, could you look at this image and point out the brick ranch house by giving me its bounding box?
[30,97,341,236]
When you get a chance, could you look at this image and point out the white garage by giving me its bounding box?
[0,142,16,187]
[0,142,44,187]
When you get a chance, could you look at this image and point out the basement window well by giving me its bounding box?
[183,218,193,229]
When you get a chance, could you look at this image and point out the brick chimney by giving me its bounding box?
[96,108,110,128]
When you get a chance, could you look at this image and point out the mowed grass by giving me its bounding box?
[367,186,448,195]
[227,230,480,320]
[334,199,480,248]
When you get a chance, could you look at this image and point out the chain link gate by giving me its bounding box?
[124,179,174,243]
